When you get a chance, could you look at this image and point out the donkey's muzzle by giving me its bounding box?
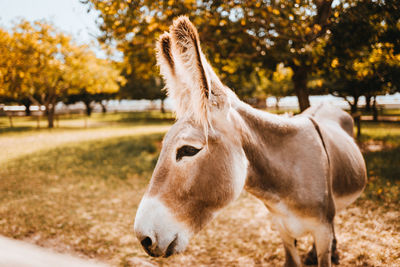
[134,196,191,258]
[138,234,177,258]
[140,236,158,257]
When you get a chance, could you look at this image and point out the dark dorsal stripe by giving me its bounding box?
[173,18,210,99]
[160,34,174,74]
[308,115,335,221]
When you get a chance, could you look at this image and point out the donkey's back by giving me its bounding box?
[303,103,354,137]
[302,103,367,211]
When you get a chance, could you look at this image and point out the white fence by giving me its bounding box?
[1,93,400,116]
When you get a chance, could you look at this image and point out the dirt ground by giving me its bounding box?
[125,192,399,267]
[6,172,397,267]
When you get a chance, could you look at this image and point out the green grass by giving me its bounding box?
[0,113,398,266]
[5,134,160,182]
[356,121,400,205]
[363,148,400,204]
[359,108,400,116]
[359,121,400,145]
[376,108,400,116]
[0,111,175,134]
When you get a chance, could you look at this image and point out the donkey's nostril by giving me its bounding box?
[141,236,153,249]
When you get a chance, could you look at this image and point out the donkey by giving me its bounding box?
[134,16,367,267]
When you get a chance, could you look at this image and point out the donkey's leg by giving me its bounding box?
[279,230,301,267]
[331,225,339,265]
[305,225,339,265]
[313,223,333,267]
[304,243,318,265]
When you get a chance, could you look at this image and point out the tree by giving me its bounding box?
[250,63,294,109]
[63,48,125,116]
[0,20,124,127]
[0,26,38,116]
[321,0,400,113]
[268,63,294,109]
[64,92,117,116]
[0,21,74,127]
[83,0,336,111]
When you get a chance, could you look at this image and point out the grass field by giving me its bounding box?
[0,111,175,134]
[0,112,399,266]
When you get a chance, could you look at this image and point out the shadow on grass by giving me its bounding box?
[362,146,400,204]
[0,126,34,134]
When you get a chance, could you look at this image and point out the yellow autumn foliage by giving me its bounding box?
[0,20,125,125]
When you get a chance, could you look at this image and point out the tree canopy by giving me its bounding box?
[0,20,124,127]
[321,0,400,112]
[83,0,338,111]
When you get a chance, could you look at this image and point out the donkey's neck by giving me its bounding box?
[232,99,296,136]
[231,98,299,202]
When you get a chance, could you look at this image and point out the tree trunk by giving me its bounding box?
[349,96,361,138]
[275,97,280,110]
[350,95,359,114]
[23,103,31,116]
[161,98,165,113]
[100,102,107,113]
[8,115,13,128]
[365,94,371,112]
[355,115,361,139]
[292,66,310,112]
[84,101,92,116]
[47,105,55,128]
[372,95,378,121]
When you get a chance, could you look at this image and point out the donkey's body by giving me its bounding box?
[239,101,366,215]
[134,17,367,267]
[235,100,366,266]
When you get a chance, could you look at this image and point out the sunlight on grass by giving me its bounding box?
[359,121,400,145]
[0,134,163,265]
[0,111,175,134]
[0,113,172,164]
[382,109,400,116]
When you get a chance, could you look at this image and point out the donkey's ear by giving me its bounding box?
[170,16,210,100]
[157,16,228,127]
[156,32,177,93]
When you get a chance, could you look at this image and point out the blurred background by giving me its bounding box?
[0,0,399,266]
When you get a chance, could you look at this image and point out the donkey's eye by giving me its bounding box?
[176,145,201,161]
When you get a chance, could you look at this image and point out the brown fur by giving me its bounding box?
[237,105,334,221]
[303,104,367,199]
[136,17,367,267]
[148,119,241,232]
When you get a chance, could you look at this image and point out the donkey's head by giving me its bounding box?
[134,17,248,257]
